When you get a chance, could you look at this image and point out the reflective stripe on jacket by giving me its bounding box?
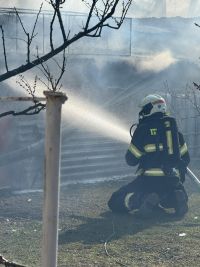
[125,113,190,176]
[137,168,180,177]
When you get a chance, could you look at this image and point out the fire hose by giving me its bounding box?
[0,255,26,267]
[187,167,200,187]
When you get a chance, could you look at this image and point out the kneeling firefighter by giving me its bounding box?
[108,94,190,217]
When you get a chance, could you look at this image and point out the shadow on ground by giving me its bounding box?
[58,210,184,245]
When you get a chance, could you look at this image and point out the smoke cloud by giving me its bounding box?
[136,50,177,73]
[1,0,200,17]
[1,2,200,189]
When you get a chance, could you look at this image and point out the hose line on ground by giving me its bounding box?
[104,219,130,267]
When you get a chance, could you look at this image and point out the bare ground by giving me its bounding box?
[0,177,200,267]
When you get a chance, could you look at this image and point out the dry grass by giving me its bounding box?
[0,178,200,267]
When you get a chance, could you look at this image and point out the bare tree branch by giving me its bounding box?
[14,4,43,63]
[10,73,46,117]
[55,49,66,90]
[0,0,132,83]
[0,102,46,118]
[54,1,67,41]
[195,23,200,28]
[84,0,98,31]
[30,3,43,42]
[37,49,66,91]
[193,82,200,91]
[0,0,131,122]
[14,7,28,35]
[49,0,67,50]
[50,2,57,50]
[16,74,39,102]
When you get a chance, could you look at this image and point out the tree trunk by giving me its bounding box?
[41,91,67,267]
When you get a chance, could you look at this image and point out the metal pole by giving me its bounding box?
[41,91,67,267]
[162,0,167,17]
[0,96,46,102]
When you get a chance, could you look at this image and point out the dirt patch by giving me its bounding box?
[0,179,200,267]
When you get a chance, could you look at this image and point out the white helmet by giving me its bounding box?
[139,94,167,117]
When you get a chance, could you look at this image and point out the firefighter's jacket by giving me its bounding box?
[126,113,190,180]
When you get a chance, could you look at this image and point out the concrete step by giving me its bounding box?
[61,166,134,182]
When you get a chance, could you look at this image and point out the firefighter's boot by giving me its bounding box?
[174,190,188,217]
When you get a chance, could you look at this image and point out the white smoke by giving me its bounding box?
[166,0,189,17]
[0,1,85,11]
[0,0,200,17]
[136,50,177,73]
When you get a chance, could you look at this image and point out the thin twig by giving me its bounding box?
[30,3,43,42]
[14,5,43,63]
[36,41,66,92]
[54,49,66,90]
[16,74,38,101]
[14,7,28,35]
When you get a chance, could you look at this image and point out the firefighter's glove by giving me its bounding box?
[178,160,187,183]
[178,160,187,174]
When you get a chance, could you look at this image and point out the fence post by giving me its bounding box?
[41,91,67,267]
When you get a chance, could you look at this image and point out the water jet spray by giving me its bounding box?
[5,78,200,188]
[61,92,130,144]
[5,78,131,144]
